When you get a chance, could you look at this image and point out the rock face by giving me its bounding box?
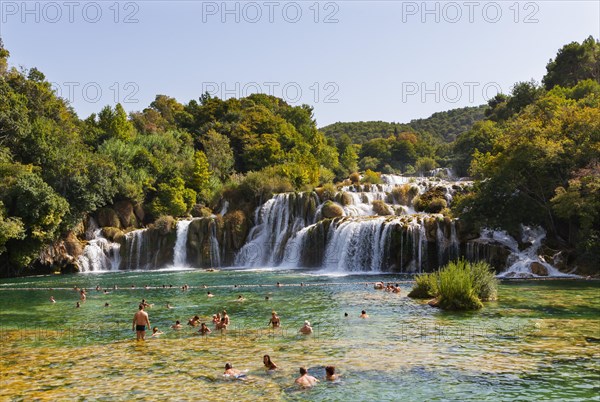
[530,262,549,276]
[114,200,138,228]
[36,231,83,274]
[96,207,121,228]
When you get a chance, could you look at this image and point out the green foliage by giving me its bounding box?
[407,273,438,299]
[147,178,196,218]
[361,169,382,184]
[543,36,600,90]
[153,215,176,235]
[0,201,24,253]
[436,260,483,310]
[408,260,496,310]
[415,157,437,175]
[339,145,359,174]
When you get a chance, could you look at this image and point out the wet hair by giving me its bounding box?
[265,296,269,300]
[326,366,335,376]
[175,320,180,324]
[361,310,366,315]
[194,315,199,320]
[153,327,158,332]
[344,312,348,317]
[299,367,307,375]
[139,304,144,310]
[225,363,232,370]
[263,355,272,364]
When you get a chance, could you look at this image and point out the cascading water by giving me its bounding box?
[209,219,221,267]
[173,219,193,267]
[235,192,319,267]
[78,228,121,272]
[124,229,147,270]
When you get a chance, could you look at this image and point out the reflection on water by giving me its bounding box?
[0,270,599,401]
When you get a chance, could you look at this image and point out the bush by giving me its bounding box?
[436,260,483,310]
[407,273,438,298]
[408,260,497,310]
[413,187,448,213]
[190,204,213,218]
[372,200,393,216]
[470,260,498,301]
[392,184,419,205]
[349,172,360,184]
[321,200,344,218]
[361,169,382,184]
[153,215,175,235]
[316,183,337,202]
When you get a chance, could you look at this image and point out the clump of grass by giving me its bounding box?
[407,273,438,298]
[408,259,498,311]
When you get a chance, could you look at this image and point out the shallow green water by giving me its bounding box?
[1,269,599,401]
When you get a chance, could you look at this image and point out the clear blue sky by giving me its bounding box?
[1,1,598,126]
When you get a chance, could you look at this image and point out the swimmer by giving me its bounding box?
[188,315,200,327]
[374,282,384,290]
[104,302,110,307]
[276,282,281,287]
[166,303,174,309]
[269,311,281,328]
[224,363,242,377]
[344,312,348,318]
[236,295,246,302]
[295,367,319,388]
[392,286,401,294]
[76,302,81,308]
[80,289,86,301]
[50,296,56,303]
[359,310,369,319]
[133,304,151,341]
[95,286,100,291]
[216,317,228,330]
[199,322,211,335]
[171,320,183,330]
[222,310,230,326]
[212,314,220,326]
[207,291,214,298]
[151,327,163,337]
[265,296,270,301]
[103,290,110,294]
[299,321,313,335]
[325,366,337,381]
[263,355,278,370]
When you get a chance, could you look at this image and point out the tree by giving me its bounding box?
[339,144,359,174]
[190,150,211,199]
[200,129,234,180]
[98,103,136,141]
[543,36,600,90]
[415,157,437,175]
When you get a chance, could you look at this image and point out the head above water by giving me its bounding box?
[299,367,307,375]
[225,363,232,370]
[361,310,366,315]
[326,366,335,376]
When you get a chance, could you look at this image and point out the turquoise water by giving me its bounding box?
[1,269,599,401]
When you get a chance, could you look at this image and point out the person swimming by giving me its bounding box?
[188,315,200,326]
[269,311,281,328]
[299,321,313,335]
[223,363,245,378]
[263,355,278,370]
[325,366,337,381]
[50,296,56,303]
[75,302,80,308]
[359,310,369,319]
[207,291,214,298]
[295,367,318,387]
[171,320,183,330]
[199,322,211,335]
[151,327,163,337]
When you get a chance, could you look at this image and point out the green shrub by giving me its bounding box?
[153,215,175,235]
[317,183,337,202]
[470,260,498,301]
[349,172,360,184]
[392,184,419,205]
[408,259,496,310]
[436,260,483,310]
[407,273,438,298]
[361,169,382,184]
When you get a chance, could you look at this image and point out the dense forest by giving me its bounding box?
[0,36,598,276]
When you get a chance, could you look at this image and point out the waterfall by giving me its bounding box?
[78,229,121,272]
[468,226,578,278]
[209,219,221,267]
[235,192,318,267]
[124,229,147,270]
[173,220,193,267]
[450,221,459,260]
[320,217,395,272]
[436,221,446,266]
